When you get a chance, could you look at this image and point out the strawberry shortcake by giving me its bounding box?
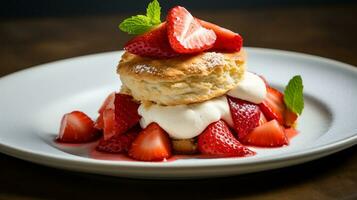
[57,1,304,162]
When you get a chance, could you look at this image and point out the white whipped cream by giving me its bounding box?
[227,72,267,104]
[138,96,233,139]
[138,71,267,139]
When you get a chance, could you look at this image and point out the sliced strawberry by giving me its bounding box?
[167,6,216,53]
[129,123,172,161]
[94,92,116,130]
[98,92,115,114]
[197,120,255,157]
[259,112,268,126]
[197,19,242,52]
[227,96,261,139]
[242,120,288,147]
[124,23,179,58]
[114,94,140,137]
[285,109,298,127]
[58,111,99,143]
[259,87,286,125]
[94,113,104,130]
[259,86,299,127]
[102,109,119,140]
[96,126,141,153]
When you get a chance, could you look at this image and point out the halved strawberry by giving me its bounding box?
[285,109,298,127]
[58,111,99,143]
[197,19,242,52]
[259,112,268,126]
[94,114,104,130]
[102,109,119,140]
[114,94,140,137]
[259,87,286,125]
[129,123,172,161]
[124,23,179,58]
[167,6,216,53]
[242,120,288,147]
[197,120,255,157]
[98,92,115,114]
[96,126,141,153]
[259,86,298,127]
[94,92,116,130]
[227,96,261,139]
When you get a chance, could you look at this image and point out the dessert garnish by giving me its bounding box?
[119,0,242,58]
[57,0,304,162]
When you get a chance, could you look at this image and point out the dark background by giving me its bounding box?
[1,0,356,17]
[1,1,357,199]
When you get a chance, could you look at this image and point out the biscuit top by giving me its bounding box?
[117,50,246,82]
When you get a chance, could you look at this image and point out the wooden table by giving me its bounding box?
[1,4,357,200]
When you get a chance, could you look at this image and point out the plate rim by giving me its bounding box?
[1,47,357,175]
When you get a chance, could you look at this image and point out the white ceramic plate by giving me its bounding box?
[0,47,356,179]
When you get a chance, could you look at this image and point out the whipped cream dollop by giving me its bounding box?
[227,72,267,104]
[138,96,233,139]
[138,71,267,139]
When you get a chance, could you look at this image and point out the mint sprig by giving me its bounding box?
[119,0,161,35]
[284,75,304,115]
[146,0,161,24]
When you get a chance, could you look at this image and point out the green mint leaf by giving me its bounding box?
[119,0,162,35]
[146,0,161,25]
[119,15,153,35]
[284,75,304,115]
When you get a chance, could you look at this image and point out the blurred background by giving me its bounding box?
[2,0,355,17]
[1,0,357,75]
[1,1,357,199]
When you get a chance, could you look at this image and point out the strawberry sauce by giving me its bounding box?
[89,151,243,162]
[285,128,299,139]
[55,139,257,162]
[55,127,299,162]
[90,150,135,161]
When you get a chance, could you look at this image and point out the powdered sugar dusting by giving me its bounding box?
[132,64,158,74]
[198,52,226,69]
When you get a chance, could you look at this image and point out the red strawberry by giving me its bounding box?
[129,123,172,161]
[102,109,119,140]
[167,6,216,53]
[96,126,141,153]
[94,114,104,130]
[124,23,179,58]
[98,92,115,114]
[197,120,255,157]
[259,112,268,126]
[242,120,288,147]
[58,111,99,143]
[94,92,116,130]
[227,96,261,139]
[114,94,140,136]
[197,19,242,52]
[259,86,299,127]
[259,87,286,125]
[285,109,298,128]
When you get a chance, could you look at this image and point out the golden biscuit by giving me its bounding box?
[117,50,246,105]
